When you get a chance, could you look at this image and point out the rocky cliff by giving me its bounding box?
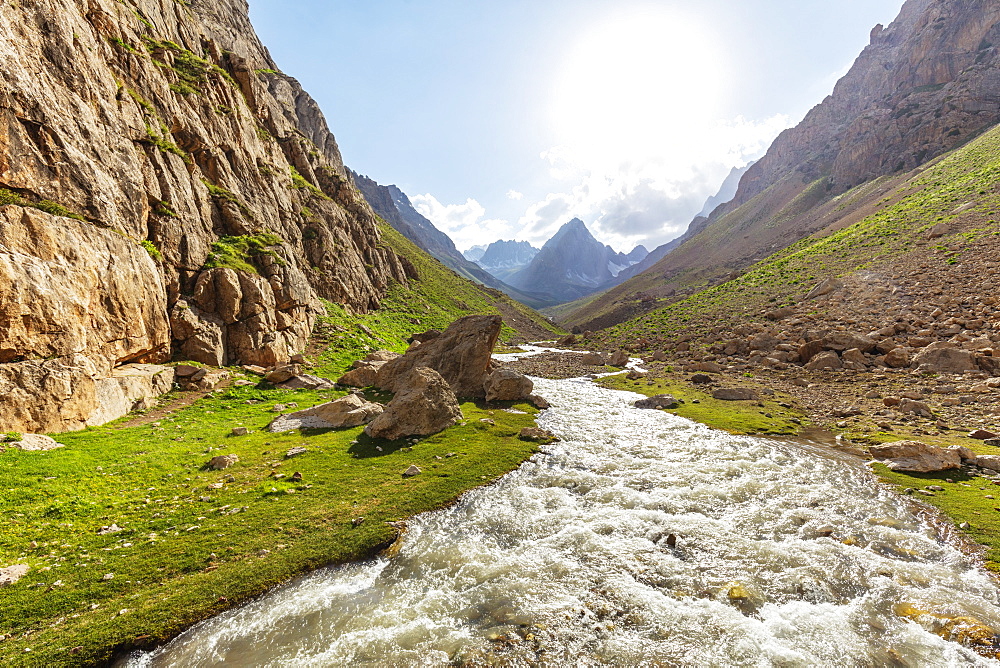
[0,0,411,432]
[564,0,1000,332]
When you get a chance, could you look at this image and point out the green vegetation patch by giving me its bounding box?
[596,373,806,436]
[201,180,254,220]
[0,188,85,221]
[145,38,237,94]
[0,381,541,665]
[874,463,1000,572]
[140,240,163,262]
[289,166,330,200]
[143,125,189,163]
[202,232,284,274]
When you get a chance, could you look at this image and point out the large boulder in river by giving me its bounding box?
[484,369,534,402]
[366,367,463,440]
[268,394,384,432]
[607,351,630,367]
[868,441,961,472]
[375,315,501,398]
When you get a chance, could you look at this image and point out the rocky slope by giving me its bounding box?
[349,171,546,307]
[564,0,1000,332]
[0,0,419,432]
[506,219,648,306]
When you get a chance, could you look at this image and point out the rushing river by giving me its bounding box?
[131,360,1000,667]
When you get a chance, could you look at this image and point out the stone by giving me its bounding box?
[949,446,976,461]
[402,465,422,477]
[868,441,962,472]
[363,350,400,363]
[556,334,577,346]
[691,361,723,374]
[712,388,758,401]
[841,348,868,370]
[884,348,911,368]
[805,351,843,371]
[635,395,680,409]
[483,370,534,402]
[275,374,337,391]
[822,332,876,353]
[969,429,999,440]
[607,351,630,367]
[528,395,550,409]
[913,343,978,374]
[375,315,501,398]
[806,278,843,300]
[338,363,382,388]
[580,352,607,365]
[519,427,557,442]
[209,454,239,470]
[231,427,250,436]
[974,455,1000,473]
[897,399,933,418]
[626,369,647,380]
[9,434,64,451]
[985,439,1000,448]
[0,564,30,587]
[265,364,302,385]
[366,367,463,440]
[798,340,825,364]
[690,374,713,385]
[765,307,795,321]
[174,365,203,379]
[285,447,308,458]
[183,369,230,392]
[268,394,384,432]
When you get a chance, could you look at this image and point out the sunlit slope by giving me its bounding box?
[594,123,1000,351]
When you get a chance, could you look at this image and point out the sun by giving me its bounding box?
[550,8,725,165]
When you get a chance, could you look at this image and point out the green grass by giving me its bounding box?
[0,188,85,222]
[0,380,540,665]
[143,125,189,163]
[145,39,237,94]
[596,373,806,436]
[874,464,1000,572]
[139,240,163,262]
[289,166,329,200]
[202,233,283,274]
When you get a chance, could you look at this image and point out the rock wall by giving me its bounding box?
[0,0,409,432]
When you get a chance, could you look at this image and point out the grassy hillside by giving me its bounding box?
[594,123,1000,350]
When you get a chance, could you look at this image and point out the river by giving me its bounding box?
[129,357,1000,666]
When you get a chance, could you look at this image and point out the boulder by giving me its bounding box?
[841,348,868,371]
[275,374,337,390]
[375,315,501,398]
[806,278,843,300]
[181,369,230,391]
[364,350,400,363]
[690,374,713,385]
[884,348,911,368]
[410,329,442,344]
[949,446,977,461]
[969,429,1000,440]
[635,395,680,409]
[580,352,607,365]
[749,333,779,352]
[366,367,463,440]
[822,333,876,353]
[978,355,1000,376]
[556,334,577,346]
[528,394,550,409]
[712,388,758,401]
[765,307,795,321]
[265,364,302,384]
[627,369,647,380]
[0,564,30,587]
[483,370,534,402]
[799,340,825,364]
[209,454,239,470]
[868,441,961,472]
[268,394,384,432]
[913,343,978,374]
[897,398,933,418]
[805,351,843,371]
[607,351,630,367]
[691,361,723,374]
[338,363,383,387]
[8,434,64,451]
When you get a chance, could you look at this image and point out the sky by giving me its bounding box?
[248,0,905,253]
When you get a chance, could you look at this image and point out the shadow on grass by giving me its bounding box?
[348,431,413,459]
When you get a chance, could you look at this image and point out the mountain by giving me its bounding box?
[349,172,548,308]
[463,245,488,262]
[562,0,1000,332]
[697,163,753,218]
[475,240,539,280]
[505,219,648,306]
[0,0,552,433]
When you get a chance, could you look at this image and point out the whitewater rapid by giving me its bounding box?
[130,369,1000,666]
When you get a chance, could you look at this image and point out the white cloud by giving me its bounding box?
[411,193,517,250]
[506,190,523,200]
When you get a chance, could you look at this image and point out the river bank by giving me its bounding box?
[0,372,542,666]
[131,372,1000,665]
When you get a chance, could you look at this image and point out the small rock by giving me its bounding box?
[351,517,365,527]
[231,427,250,436]
[402,465,422,477]
[960,522,971,530]
[102,573,114,581]
[291,471,303,482]
[209,454,239,470]
[519,427,557,442]
[634,395,681,410]
[970,429,1000,440]
[285,447,308,458]
[529,395,550,409]
[0,565,29,587]
[690,374,713,385]
[97,524,124,535]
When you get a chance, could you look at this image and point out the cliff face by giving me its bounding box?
[0,0,410,432]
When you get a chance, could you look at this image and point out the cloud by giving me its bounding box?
[410,193,517,251]
[513,114,791,251]
[506,190,523,200]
